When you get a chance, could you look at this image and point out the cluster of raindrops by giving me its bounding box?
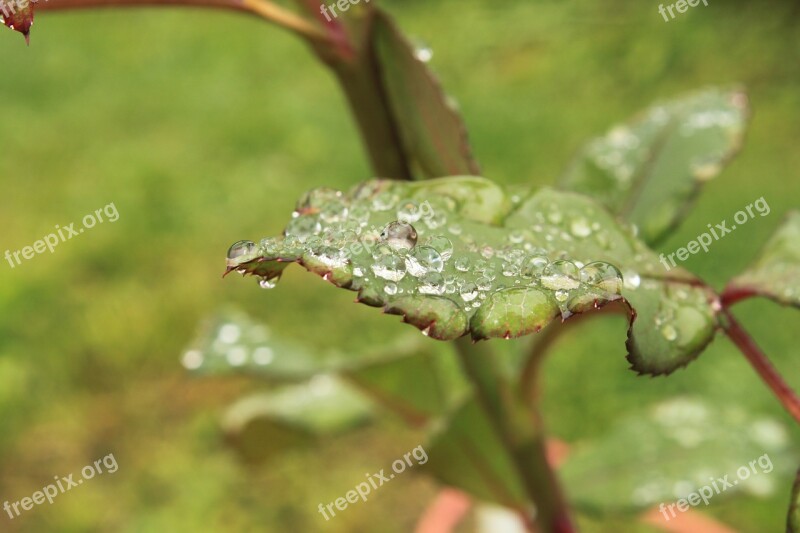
[224,182,653,323]
[181,319,275,372]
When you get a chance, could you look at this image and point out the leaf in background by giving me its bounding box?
[789,468,800,533]
[222,375,373,464]
[426,395,530,510]
[560,397,796,514]
[373,12,481,178]
[182,309,331,382]
[342,339,468,426]
[225,177,720,375]
[2,0,34,42]
[560,87,749,245]
[725,211,800,308]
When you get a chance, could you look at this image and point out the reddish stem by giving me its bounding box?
[720,285,759,308]
[723,309,800,424]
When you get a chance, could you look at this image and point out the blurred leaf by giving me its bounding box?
[789,468,800,533]
[227,177,720,375]
[726,211,800,308]
[223,375,373,464]
[2,0,34,42]
[373,12,480,178]
[560,87,748,244]
[182,309,332,382]
[342,339,468,425]
[560,397,796,515]
[427,395,529,509]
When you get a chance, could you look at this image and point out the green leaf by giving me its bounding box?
[182,309,332,382]
[726,211,800,308]
[222,375,373,464]
[426,395,530,509]
[226,177,720,375]
[560,87,749,244]
[560,397,795,515]
[789,468,800,533]
[373,12,481,178]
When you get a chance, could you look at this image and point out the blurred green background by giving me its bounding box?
[0,0,799,531]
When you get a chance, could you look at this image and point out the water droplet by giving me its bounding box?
[384,282,399,295]
[380,221,418,251]
[501,262,520,277]
[448,224,463,235]
[406,246,444,277]
[522,254,549,277]
[227,240,257,260]
[259,277,279,290]
[285,216,322,242]
[661,324,678,342]
[353,266,365,278]
[454,257,471,272]
[425,235,453,260]
[476,276,492,291]
[414,44,433,63]
[226,346,247,366]
[371,254,407,282]
[459,282,479,302]
[313,246,349,268]
[397,199,422,223]
[480,246,495,259]
[570,218,593,238]
[540,260,581,291]
[181,350,203,370]
[508,231,525,244]
[580,262,623,295]
[547,210,563,224]
[218,324,241,344]
[554,289,569,302]
[418,272,446,295]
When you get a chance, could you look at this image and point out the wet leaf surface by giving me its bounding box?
[726,211,800,308]
[560,397,796,514]
[560,87,748,245]
[226,177,720,375]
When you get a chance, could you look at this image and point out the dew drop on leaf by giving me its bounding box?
[380,221,418,251]
[406,246,444,277]
[371,254,407,282]
[580,261,624,294]
[540,260,581,291]
[258,277,279,290]
[285,216,322,242]
[454,256,471,272]
[459,282,479,302]
[227,240,257,260]
[424,235,454,260]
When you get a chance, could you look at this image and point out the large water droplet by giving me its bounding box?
[406,246,444,277]
[227,240,257,260]
[425,235,453,260]
[380,221,418,251]
[318,200,349,224]
[418,272,446,295]
[540,260,581,291]
[371,253,407,282]
[522,254,549,277]
[580,262,623,295]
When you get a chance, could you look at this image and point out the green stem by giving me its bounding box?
[454,337,575,533]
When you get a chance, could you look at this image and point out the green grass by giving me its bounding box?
[0,0,798,531]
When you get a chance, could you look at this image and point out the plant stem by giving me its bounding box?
[37,0,329,42]
[454,337,575,533]
[723,309,800,424]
